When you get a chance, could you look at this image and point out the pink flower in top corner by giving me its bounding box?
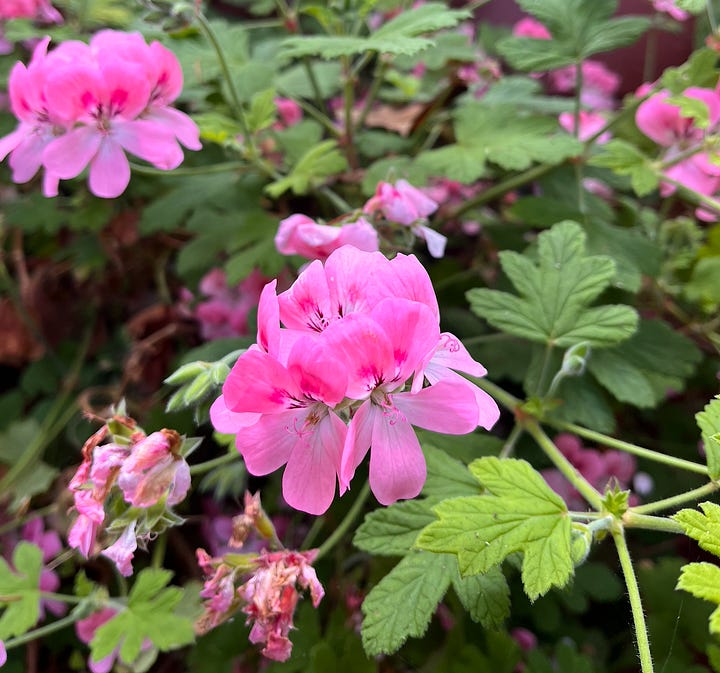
[117,429,190,508]
[0,0,61,21]
[652,0,689,20]
[238,549,324,662]
[558,111,611,143]
[512,17,551,39]
[275,213,379,261]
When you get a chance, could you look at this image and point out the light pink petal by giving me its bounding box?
[144,106,201,150]
[98,59,151,119]
[341,400,375,491]
[167,459,191,506]
[636,91,683,146]
[44,64,104,122]
[287,337,347,405]
[325,246,394,315]
[278,259,334,331]
[282,411,346,514]
[210,395,261,433]
[416,224,447,258]
[222,349,300,413]
[337,218,379,253]
[101,522,137,577]
[370,298,439,384]
[322,313,394,400]
[43,127,101,180]
[431,333,487,377]
[393,379,484,434]
[149,41,184,104]
[0,126,25,162]
[68,515,98,558]
[113,119,183,169]
[369,409,426,505]
[385,253,440,320]
[0,641,6,667]
[257,280,280,354]
[7,131,48,182]
[88,137,131,198]
[235,410,301,475]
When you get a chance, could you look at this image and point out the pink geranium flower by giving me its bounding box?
[275,214,379,261]
[652,0,689,20]
[559,110,611,143]
[551,60,620,111]
[101,521,138,577]
[512,17,551,39]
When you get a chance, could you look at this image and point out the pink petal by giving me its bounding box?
[429,332,487,378]
[340,400,375,490]
[88,136,131,198]
[287,337,348,405]
[282,411,346,514]
[385,253,440,320]
[42,127,101,180]
[209,395,261,433]
[144,106,201,150]
[636,91,684,146]
[113,119,183,169]
[416,224,447,258]
[278,259,334,331]
[368,407,426,505]
[234,411,299,475]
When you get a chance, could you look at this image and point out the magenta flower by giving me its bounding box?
[550,60,620,111]
[512,17,551,39]
[0,641,5,668]
[274,97,302,128]
[238,550,324,662]
[275,213,379,261]
[652,0,689,20]
[559,110,611,143]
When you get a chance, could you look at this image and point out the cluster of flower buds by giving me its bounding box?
[0,30,200,198]
[636,85,720,220]
[195,492,323,662]
[211,245,500,515]
[67,411,195,576]
[275,178,446,262]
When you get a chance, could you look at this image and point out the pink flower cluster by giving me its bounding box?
[181,268,268,341]
[68,421,190,576]
[652,0,689,21]
[0,30,200,198]
[636,86,720,220]
[541,434,638,511]
[211,245,500,515]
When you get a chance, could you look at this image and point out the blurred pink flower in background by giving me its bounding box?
[559,110,612,143]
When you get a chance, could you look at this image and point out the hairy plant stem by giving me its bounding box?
[612,525,655,673]
[442,163,555,222]
[294,100,341,137]
[4,607,90,651]
[189,451,238,476]
[663,176,720,216]
[524,421,603,510]
[342,56,359,169]
[498,425,523,459]
[355,59,389,131]
[544,420,709,476]
[0,504,58,536]
[622,512,683,534]
[632,481,719,515]
[315,481,371,561]
[128,161,250,177]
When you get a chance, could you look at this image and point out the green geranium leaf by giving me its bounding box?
[589,139,659,196]
[361,551,453,656]
[451,565,510,629]
[587,319,701,409]
[674,502,720,557]
[354,500,437,556]
[697,397,720,480]
[0,542,43,640]
[91,569,195,664]
[416,457,573,601]
[497,0,649,71]
[676,563,720,634]
[282,3,469,58]
[418,103,582,183]
[265,140,347,197]
[467,221,638,348]
[422,445,481,499]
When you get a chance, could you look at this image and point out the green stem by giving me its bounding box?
[442,163,555,222]
[612,525,655,673]
[534,343,555,397]
[632,481,719,515]
[544,420,709,476]
[151,532,167,568]
[622,512,684,534]
[663,176,720,217]
[315,481,371,561]
[568,510,607,520]
[524,421,604,510]
[294,99,341,137]
[300,515,326,551]
[498,425,523,459]
[342,56,358,169]
[708,0,718,33]
[189,451,238,476]
[4,609,87,651]
[128,161,249,177]
[318,186,353,213]
[39,592,86,605]
[573,60,583,139]
[355,59,389,131]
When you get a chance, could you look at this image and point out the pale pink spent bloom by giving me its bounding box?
[512,17,551,39]
[238,549,324,662]
[324,301,481,504]
[196,549,241,633]
[0,37,68,196]
[274,97,302,128]
[652,0,689,20]
[275,213,379,260]
[550,60,620,111]
[117,429,190,508]
[559,110,611,143]
[219,338,348,515]
[101,521,137,576]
